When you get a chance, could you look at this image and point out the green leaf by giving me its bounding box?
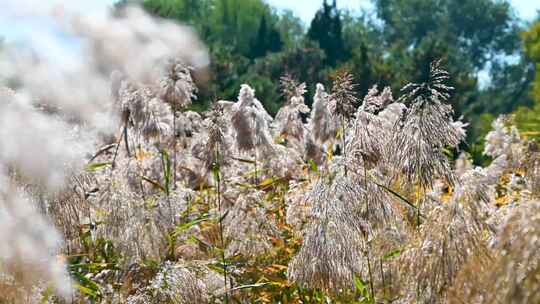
[354,276,375,303]
[207,263,225,274]
[172,214,211,237]
[71,271,101,299]
[85,162,112,172]
[258,177,275,187]
[383,249,402,261]
[69,262,116,272]
[212,164,221,183]
[141,176,167,193]
[75,284,98,298]
[354,276,367,294]
[160,149,172,195]
[307,159,319,173]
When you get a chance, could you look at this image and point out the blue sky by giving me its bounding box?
[267,0,540,23]
[1,1,539,36]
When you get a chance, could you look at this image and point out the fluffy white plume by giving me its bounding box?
[484,116,523,166]
[0,3,209,298]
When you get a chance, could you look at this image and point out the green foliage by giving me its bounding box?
[69,222,121,301]
[142,0,278,57]
[514,105,540,141]
[523,20,540,101]
[275,10,305,48]
[354,276,375,304]
[513,20,540,141]
[374,0,519,68]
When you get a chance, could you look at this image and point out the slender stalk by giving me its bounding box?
[160,150,173,224]
[366,247,375,300]
[254,147,258,185]
[415,106,425,229]
[416,187,424,228]
[172,110,177,190]
[123,122,131,157]
[341,117,348,177]
[389,263,393,298]
[363,157,369,219]
[111,125,125,170]
[380,258,386,300]
[415,188,423,299]
[214,147,229,303]
[136,159,147,201]
[417,199,421,228]
[362,154,375,299]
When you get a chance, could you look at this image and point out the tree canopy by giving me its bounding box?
[513,19,540,140]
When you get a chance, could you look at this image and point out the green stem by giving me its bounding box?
[254,150,258,185]
[172,111,177,190]
[367,250,375,300]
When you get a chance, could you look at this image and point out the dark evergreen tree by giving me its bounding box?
[267,27,283,53]
[307,0,349,66]
[251,15,269,58]
[249,15,283,59]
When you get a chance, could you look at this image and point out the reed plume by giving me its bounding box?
[389,60,462,190]
[288,170,368,292]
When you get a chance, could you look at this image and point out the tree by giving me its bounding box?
[275,10,304,49]
[307,0,349,66]
[513,20,540,140]
[374,0,520,70]
[140,0,274,57]
[244,40,327,113]
[249,15,283,59]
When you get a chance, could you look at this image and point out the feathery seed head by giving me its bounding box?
[329,71,358,121]
[310,83,336,145]
[159,58,197,110]
[389,60,461,189]
[288,175,369,292]
[280,74,307,103]
[361,85,394,115]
